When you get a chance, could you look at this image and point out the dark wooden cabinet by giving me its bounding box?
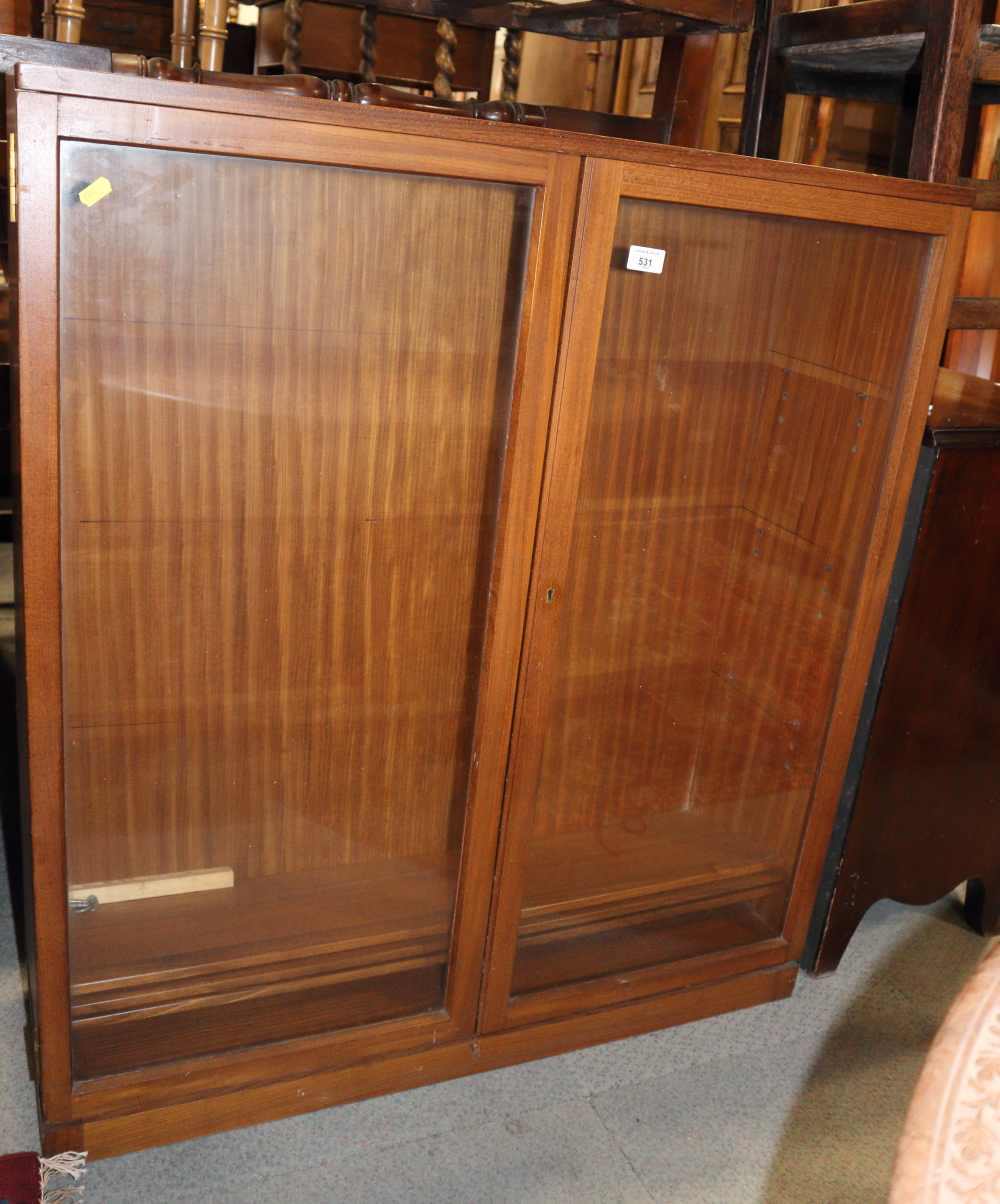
[9,62,968,1159]
[805,380,1000,976]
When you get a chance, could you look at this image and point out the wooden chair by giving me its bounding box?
[112,53,701,141]
[38,0,227,68]
[738,0,998,181]
[245,0,746,133]
[252,1,498,98]
[35,0,749,136]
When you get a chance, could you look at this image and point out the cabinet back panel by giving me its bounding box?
[515,198,931,994]
[58,141,533,1072]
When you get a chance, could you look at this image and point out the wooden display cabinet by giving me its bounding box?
[8,62,969,1158]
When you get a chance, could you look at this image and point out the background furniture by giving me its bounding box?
[253,0,496,93]
[739,0,999,179]
[803,369,1000,973]
[252,0,751,139]
[36,0,171,60]
[10,61,966,1158]
[29,0,754,135]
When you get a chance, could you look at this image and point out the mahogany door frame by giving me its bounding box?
[477,154,970,1034]
[10,80,581,1123]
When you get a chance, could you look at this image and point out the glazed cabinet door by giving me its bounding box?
[14,87,577,1097]
[480,157,962,1031]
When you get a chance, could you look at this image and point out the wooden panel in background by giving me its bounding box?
[710,512,850,748]
[766,218,932,386]
[742,360,874,553]
[691,675,817,871]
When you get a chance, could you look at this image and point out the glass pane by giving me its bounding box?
[512,198,931,998]
[59,143,533,1078]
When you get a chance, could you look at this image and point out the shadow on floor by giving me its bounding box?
[762,899,993,1204]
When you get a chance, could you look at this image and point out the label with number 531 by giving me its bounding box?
[626,245,665,274]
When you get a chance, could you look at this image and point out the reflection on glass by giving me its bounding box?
[512,199,931,997]
[59,143,534,1078]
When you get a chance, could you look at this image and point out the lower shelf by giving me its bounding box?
[54,960,801,1160]
[513,810,787,995]
[69,854,456,1078]
[68,812,787,1079]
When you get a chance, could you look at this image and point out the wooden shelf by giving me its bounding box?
[512,904,778,996]
[69,855,456,1077]
[514,812,786,994]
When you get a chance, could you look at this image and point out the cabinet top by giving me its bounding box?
[12,60,974,210]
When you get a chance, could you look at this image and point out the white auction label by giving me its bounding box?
[626,245,665,274]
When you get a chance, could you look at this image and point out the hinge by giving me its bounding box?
[8,131,16,224]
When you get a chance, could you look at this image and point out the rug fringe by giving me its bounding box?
[40,1150,87,1203]
[40,1153,87,1184]
[41,1187,85,1204]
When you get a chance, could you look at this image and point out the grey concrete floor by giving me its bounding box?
[0,525,988,1201]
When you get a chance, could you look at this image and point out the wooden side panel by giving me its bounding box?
[13,87,75,1121]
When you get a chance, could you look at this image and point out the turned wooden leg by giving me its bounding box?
[500,30,521,101]
[282,0,302,74]
[359,5,376,83]
[41,0,56,40]
[53,0,85,44]
[434,18,456,100]
[198,0,228,71]
[171,0,197,67]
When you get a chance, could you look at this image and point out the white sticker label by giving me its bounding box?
[626,245,665,274]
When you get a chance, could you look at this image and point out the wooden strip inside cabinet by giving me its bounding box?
[8,62,969,1159]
